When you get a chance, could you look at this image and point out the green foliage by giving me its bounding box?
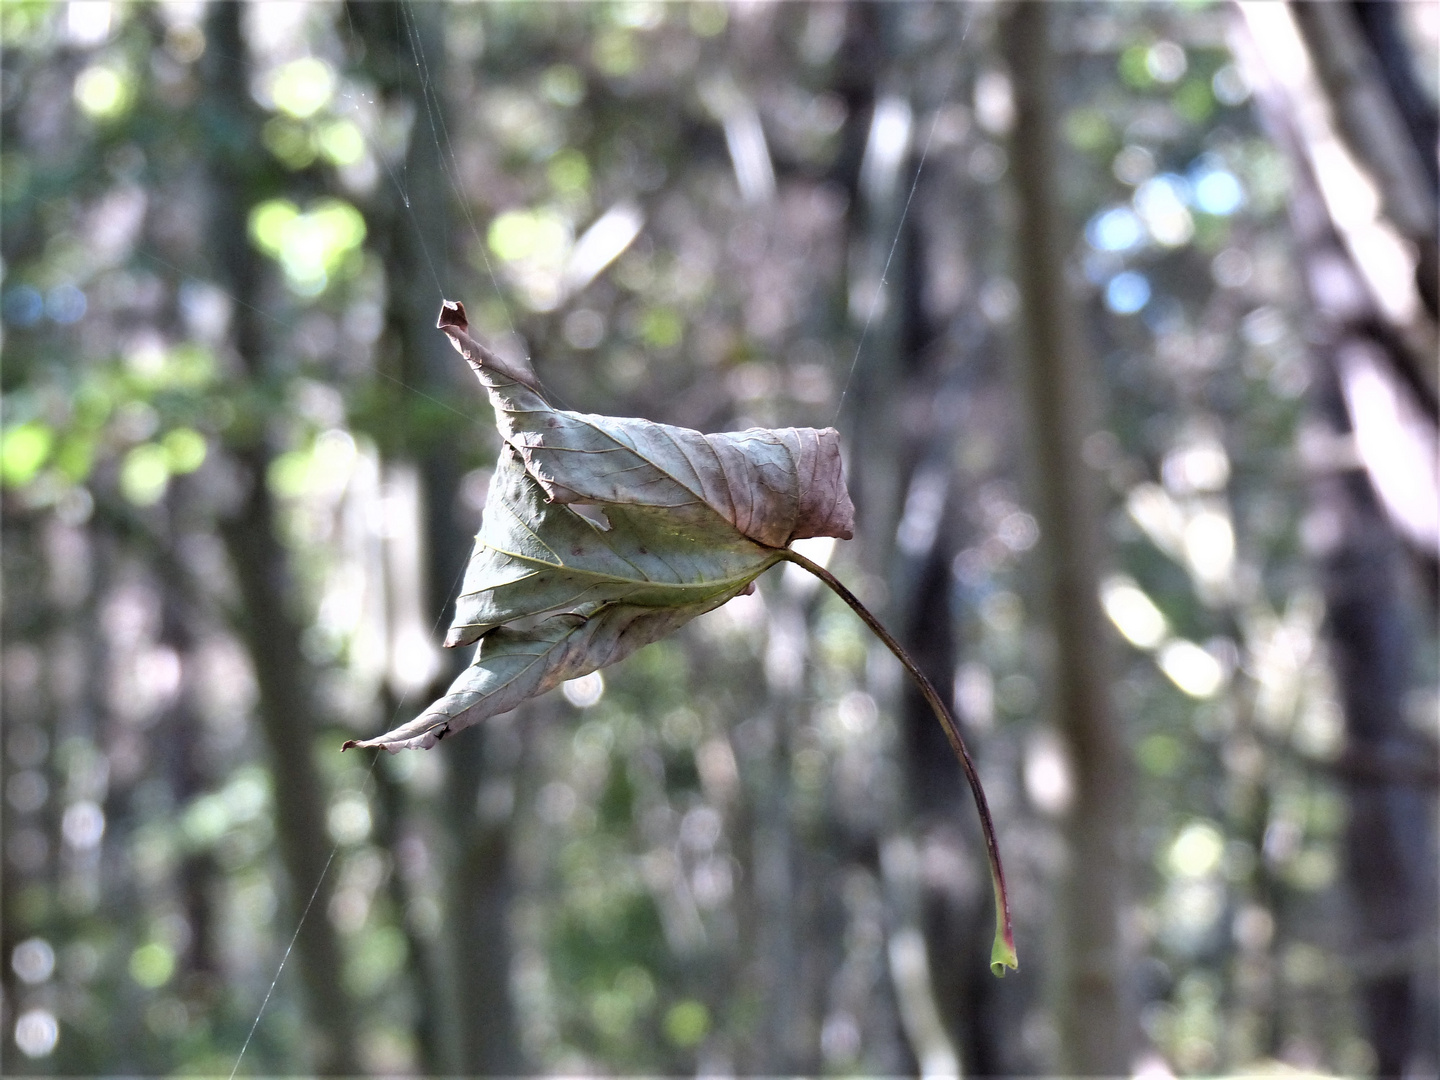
[1,421,53,486]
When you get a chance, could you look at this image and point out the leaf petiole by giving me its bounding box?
[779,548,1018,977]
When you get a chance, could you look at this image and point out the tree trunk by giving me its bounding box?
[442,725,525,1076]
[1004,4,1134,1072]
[371,746,455,1076]
[833,10,935,1078]
[1316,359,1437,1077]
[201,4,362,1073]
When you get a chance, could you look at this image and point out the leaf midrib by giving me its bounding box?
[473,536,778,596]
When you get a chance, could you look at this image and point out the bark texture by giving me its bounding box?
[201,5,362,1073]
[1004,4,1134,1072]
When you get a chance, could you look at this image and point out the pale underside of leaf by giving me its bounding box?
[343,595,737,752]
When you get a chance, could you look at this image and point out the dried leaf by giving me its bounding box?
[344,301,853,752]
[344,301,1017,979]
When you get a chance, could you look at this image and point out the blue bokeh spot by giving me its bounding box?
[3,286,44,327]
[1106,271,1151,314]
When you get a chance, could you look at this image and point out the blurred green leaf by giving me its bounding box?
[119,443,170,505]
[1174,78,1215,124]
[162,427,207,474]
[269,57,336,120]
[1119,43,1155,89]
[74,63,133,120]
[129,942,176,989]
[248,198,366,294]
[663,999,709,1047]
[1,421,54,486]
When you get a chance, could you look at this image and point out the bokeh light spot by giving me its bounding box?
[14,1009,58,1058]
[664,999,710,1048]
[62,800,107,849]
[563,671,605,708]
[129,942,176,988]
[328,792,373,846]
[1169,821,1225,878]
[2,422,54,487]
[120,444,171,506]
[1105,271,1151,314]
[1087,207,1145,252]
[11,938,55,985]
[74,64,131,118]
[270,57,335,119]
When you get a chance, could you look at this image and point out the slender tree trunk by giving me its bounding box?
[1315,357,1436,1077]
[834,11,934,1077]
[833,7,999,1075]
[219,469,364,1076]
[442,724,525,1076]
[888,165,1018,1077]
[159,589,222,985]
[371,741,455,1076]
[752,578,817,1072]
[1004,4,1134,1072]
[896,478,982,1062]
[201,5,362,1073]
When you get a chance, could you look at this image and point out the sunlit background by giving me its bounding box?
[2,1,1436,1076]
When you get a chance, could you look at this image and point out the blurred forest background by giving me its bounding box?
[2,1,1437,1076]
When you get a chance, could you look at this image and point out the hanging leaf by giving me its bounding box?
[343,299,1017,977]
[344,300,853,752]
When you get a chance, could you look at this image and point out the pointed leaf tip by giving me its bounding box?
[438,298,467,331]
[435,300,539,391]
[349,601,738,751]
